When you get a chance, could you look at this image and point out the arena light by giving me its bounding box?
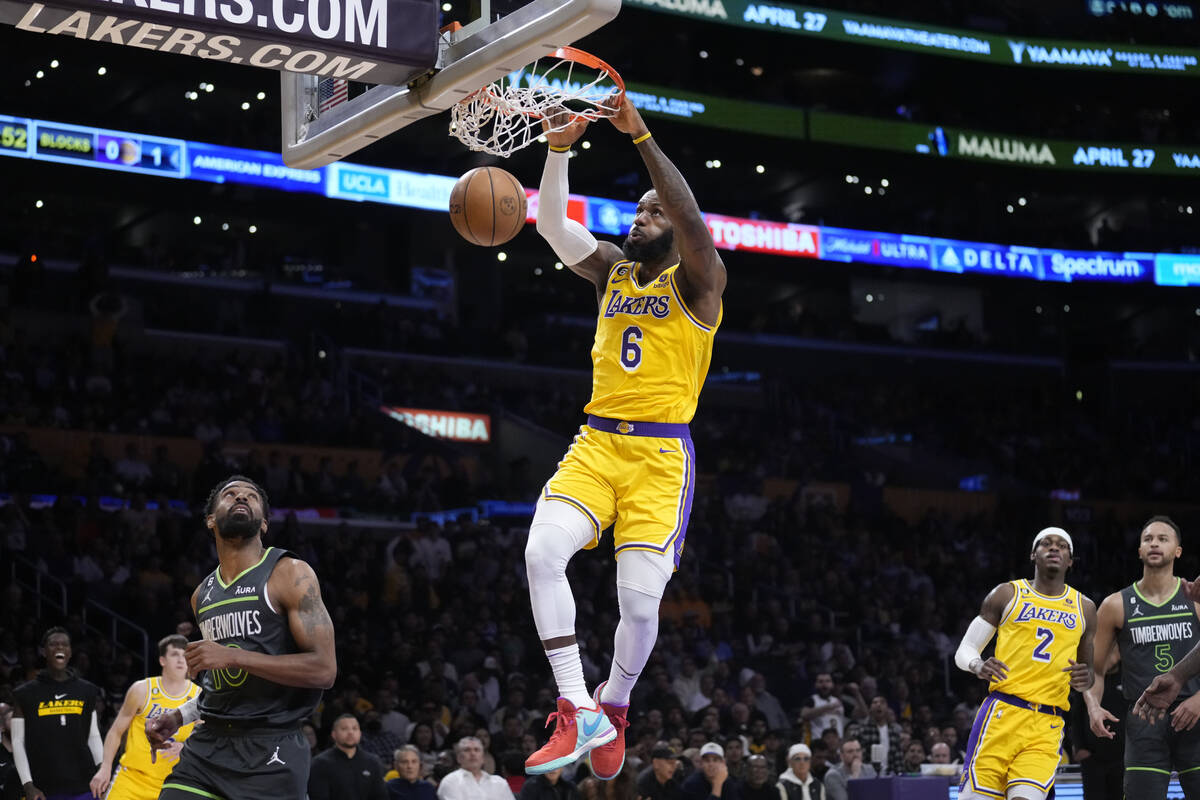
[554,262,564,270]
[755,164,765,173]
[50,59,59,68]
[497,252,507,261]
[880,178,889,187]
[97,66,106,75]
[221,222,230,230]
[1006,204,1014,213]
[35,200,43,208]
[35,70,44,79]
[699,50,709,58]
[864,186,872,194]
[534,266,543,275]
[193,216,201,225]
[241,102,251,110]
[249,225,258,233]
[1018,196,1027,206]
[581,141,591,149]
[257,91,266,100]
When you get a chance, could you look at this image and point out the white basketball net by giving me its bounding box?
[450,51,622,157]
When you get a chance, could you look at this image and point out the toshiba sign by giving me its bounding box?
[382,406,492,443]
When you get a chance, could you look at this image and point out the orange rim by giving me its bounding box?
[456,47,625,125]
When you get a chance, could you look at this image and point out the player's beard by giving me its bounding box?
[218,505,262,539]
[622,228,674,263]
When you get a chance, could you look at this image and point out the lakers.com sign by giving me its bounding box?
[0,0,439,85]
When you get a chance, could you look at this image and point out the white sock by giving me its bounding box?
[546,644,592,709]
[601,580,663,706]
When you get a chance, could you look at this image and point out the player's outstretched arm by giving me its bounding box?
[1136,637,1200,723]
[955,582,1013,683]
[608,96,726,326]
[184,558,336,689]
[90,679,149,797]
[1063,596,1098,692]
[537,110,623,292]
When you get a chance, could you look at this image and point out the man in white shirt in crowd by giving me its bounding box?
[799,674,846,739]
[437,737,514,800]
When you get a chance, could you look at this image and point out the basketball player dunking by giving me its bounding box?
[523,96,726,779]
[146,476,337,800]
[954,527,1097,800]
[90,635,200,800]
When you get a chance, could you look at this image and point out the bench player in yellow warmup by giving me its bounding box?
[954,528,1097,800]
[524,95,725,779]
[90,635,200,800]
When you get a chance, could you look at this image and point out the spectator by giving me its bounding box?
[776,745,823,800]
[437,737,513,800]
[799,675,846,740]
[928,743,953,765]
[517,767,579,800]
[363,710,407,763]
[723,736,747,781]
[738,755,775,800]
[844,696,903,776]
[681,743,740,800]
[309,714,388,800]
[899,742,925,775]
[302,722,320,758]
[822,740,876,800]
[636,744,684,800]
[388,746,437,800]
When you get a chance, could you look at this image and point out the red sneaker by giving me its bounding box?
[525,697,616,775]
[588,681,629,780]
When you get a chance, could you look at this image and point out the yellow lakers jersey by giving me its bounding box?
[992,579,1085,710]
[585,260,721,423]
[119,676,201,778]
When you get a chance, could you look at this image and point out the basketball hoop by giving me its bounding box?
[450,46,624,157]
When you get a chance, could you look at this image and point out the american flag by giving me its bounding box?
[317,78,348,114]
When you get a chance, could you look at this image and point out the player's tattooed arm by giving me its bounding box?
[609,96,726,326]
[189,557,337,689]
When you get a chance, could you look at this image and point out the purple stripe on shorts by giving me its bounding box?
[587,415,691,439]
[673,437,697,568]
[963,695,996,768]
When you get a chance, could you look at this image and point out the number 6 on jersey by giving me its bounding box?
[620,326,643,370]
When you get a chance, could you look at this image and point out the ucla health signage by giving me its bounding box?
[624,0,1200,76]
[10,112,1200,288]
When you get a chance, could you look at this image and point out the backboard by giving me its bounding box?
[280,0,621,169]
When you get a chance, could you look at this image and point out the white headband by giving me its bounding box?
[1032,526,1073,554]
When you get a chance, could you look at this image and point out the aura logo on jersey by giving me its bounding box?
[1014,603,1079,629]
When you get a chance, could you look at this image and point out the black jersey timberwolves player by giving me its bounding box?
[1085,516,1200,800]
[147,476,337,800]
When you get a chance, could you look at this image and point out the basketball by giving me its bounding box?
[448,166,528,246]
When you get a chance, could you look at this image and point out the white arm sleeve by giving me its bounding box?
[11,717,32,785]
[88,711,103,764]
[955,616,998,675]
[535,150,599,266]
[179,695,201,725]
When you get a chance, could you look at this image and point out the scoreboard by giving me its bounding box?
[0,115,184,177]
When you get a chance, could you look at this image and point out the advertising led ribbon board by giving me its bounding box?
[624,0,1200,75]
[0,0,438,84]
[8,112,1200,287]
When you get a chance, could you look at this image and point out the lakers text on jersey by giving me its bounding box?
[585,260,720,424]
